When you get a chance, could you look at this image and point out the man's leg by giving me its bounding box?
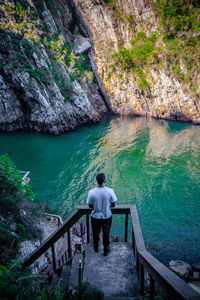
[91,217,102,251]
[102,216,112,255]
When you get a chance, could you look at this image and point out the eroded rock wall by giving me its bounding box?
[73,0,200,124]
[0,0,108,134]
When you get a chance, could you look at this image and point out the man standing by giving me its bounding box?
[87,173,117,256]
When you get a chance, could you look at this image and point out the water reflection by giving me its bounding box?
[0,117,199,264]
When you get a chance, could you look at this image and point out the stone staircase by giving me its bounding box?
[42,241,140,299]
[69,242,140,299]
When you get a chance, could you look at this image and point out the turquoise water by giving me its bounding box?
[0,116,200,265]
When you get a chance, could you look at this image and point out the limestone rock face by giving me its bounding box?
[0,0,108,134]
[0,0,199,133]
[73,0,200,124]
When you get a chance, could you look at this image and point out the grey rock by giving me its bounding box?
[74,35,91,54]
[0,0,108,134]
[73,0,200,124]
[169,260,192,278]
[42,6,57,34]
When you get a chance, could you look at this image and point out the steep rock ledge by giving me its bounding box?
[0,0,109,134]
[73,0,200,124]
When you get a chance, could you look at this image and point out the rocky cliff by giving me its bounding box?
[0,0,110,134]
[0,0,199,134]
[73,0,200,124]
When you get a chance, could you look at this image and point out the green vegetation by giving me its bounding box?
[0,154,34,215]
[0,260,42,299]
[46,35,93,83]
[154,0,200,93]
[0,1,95,105]
[156,0,200,36]
[107,0,200,92]
[0,154,44,298]
[112,32,158,88]
[0,0,42,41]
[104,0,114,6]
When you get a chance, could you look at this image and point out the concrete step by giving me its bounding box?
[83,242,139,297]
[48,273,60,293]
[69,252,84,289]
[60,264,71,288]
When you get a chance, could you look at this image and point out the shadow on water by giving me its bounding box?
[0,116,200,265]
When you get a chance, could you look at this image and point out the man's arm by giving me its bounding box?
[110,189,117,207]
[87,190,94,209]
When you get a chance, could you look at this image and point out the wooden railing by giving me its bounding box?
[22,205,199,300]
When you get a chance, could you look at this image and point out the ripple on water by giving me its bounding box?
[0,116,200,265]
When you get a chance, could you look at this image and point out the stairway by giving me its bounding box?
[69,242,140,299]
[42,241,140,299]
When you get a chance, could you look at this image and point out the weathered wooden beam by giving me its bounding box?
[130,205,145,252]
[51,244,56,272]
[22,209,83,267]
[77,205,132,214]
[140,264,144,295]
[132,228,135,257]
[138,250,200,300]
[124,213,129,242]
[150,275,155,300]
[86,214,90,243]
[67,229,72,259]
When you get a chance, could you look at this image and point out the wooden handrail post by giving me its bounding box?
[79,259,83,286]
[67,229,72,259]
[51,244,56,272]
[132,228,135,257]
[136,251,139,279]
[150,275,155,300]
[86,214,90,243]
[124,213,128,242]
[140,264,144,295]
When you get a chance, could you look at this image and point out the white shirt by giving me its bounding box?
[87,186,117,219]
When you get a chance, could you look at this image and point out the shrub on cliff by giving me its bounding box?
[0,154,43,264]
[0,153,34,215]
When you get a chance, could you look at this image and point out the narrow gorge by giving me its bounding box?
[0,0,199,134]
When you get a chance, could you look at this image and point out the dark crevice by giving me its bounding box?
[68,0,92,38]
[68,0,113,113]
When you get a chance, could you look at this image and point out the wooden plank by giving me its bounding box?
[132,228,135,257]
[23,209,83,267]
[124,213,128,242]
[140,264,144,295]
[86,214,90,243]
[130,205,145,252]
[51,244,56,272]
[67,229,72,259]
[139,250,200,300]
[150,276,155,300]
[77,205,132,214]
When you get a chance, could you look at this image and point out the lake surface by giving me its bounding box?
[0,116,200,265]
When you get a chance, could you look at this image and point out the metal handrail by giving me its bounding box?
[22,205,199,300]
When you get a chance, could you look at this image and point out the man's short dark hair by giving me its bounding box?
[96,173,106,185]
